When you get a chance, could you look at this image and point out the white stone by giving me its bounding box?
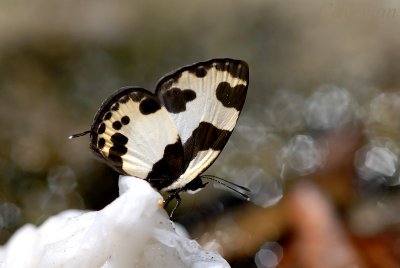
[0,176,229,268]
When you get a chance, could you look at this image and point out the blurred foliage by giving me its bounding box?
[1,0,400,267]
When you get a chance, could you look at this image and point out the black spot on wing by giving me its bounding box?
[183,122,231,167]
[104,112,112,120]
[162,88,196,113]
[158,79,175,92]
[139,98,161,115]
[121,115,130,125]
[98,123,106,134]
[108,133,128,169]
[130,91,146,102]
[146,140,184,190]
[213,60,249,81]
[112,121,122,130]
[111,102,119,111]
[216,82,247,111]
[111,132,128,144]
[109,143,127,156]
[98,138,105,149]
[214,62,225,72]
[119,95,130,103]
[189,66,207,77]
[108,145,127,167]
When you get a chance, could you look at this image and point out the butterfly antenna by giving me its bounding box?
[69,130,91,139]
[201,174,251,192]
[200,175,251,201]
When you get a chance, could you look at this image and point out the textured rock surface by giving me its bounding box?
[0,176,229,268]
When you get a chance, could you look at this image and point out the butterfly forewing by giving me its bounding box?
[90,87,185,189]
[155,59,249,190]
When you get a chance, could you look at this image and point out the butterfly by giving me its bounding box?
[70,58,250,216]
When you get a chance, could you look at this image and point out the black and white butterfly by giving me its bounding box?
[70,58,250,215]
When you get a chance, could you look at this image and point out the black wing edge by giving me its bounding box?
[154,58,249,95]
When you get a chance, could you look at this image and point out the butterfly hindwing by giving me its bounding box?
[90,87,185,190]
[155,59,249,190]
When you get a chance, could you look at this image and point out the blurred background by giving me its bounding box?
[1,0,400,267]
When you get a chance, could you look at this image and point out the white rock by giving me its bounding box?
[0,176,229,268]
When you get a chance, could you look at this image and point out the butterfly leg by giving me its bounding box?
[163,193,175,208]
[163,191,182,219]
[169,194,181,218]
